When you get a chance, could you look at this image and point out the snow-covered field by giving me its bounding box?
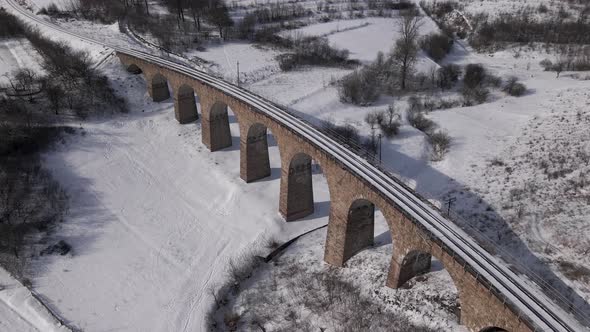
[28,57,331,331]
[283,17,439,64]
[0,38,43,85]
[219,214,467,331]
[0,267,70,332]
[187,42,281,84]
[2,0,590,329]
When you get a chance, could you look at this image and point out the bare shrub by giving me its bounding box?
[437,64,461,90]
[277,36,351,72]
[339,69,380,105]
[407,108,436,133]
[463,64,486,89]
[470,15,590,49]
[428,130,452,161]
[503,76,527,97]
[461,86,489,105]
[540,59,553,70]
[379,104,401,138]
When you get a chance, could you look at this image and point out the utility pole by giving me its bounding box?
[445,197,456,216]
[237,61,240,87]
[378,133,382,162]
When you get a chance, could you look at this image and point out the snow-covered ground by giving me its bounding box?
[28,57,331,331]
[187,42,281,84]
[2,0,590,329]
[283,16,439,65]
[0,38,43,85]
[420,0,586,22]
[219,213,467,331]
[0,267,70,332]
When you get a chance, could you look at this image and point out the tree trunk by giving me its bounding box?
[144,0,149,16]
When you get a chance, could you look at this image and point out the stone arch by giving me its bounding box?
[280,152,330,221]
[324,190,395,267]
[174,84,199,124]
[207,101,233,151]
[126,63,142,74]
[150,73,170,102]
[394,249,433,288]
[340,198,376,262]
[480,328,508,332]
[241,122,271,182]
[389,247,462,320]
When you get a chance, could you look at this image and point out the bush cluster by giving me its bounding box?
[436,63,461,90]
[420,33,454,62]
[321,121,379,156]
[339,68,380,105]
[428,130,452,161]
[1,11,126,118]
[503,76,527,97]
[278,36,352,71]
[0,125,69,279]
[471,16,590,50]
[540,56,590,73]
[338,52,391,105]
[407,107,437,133]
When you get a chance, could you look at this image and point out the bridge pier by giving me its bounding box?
[279,153,314,221]
[241,123,271,182]
[174,85,199,124]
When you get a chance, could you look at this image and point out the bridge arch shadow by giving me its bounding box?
[126,63,142,74]
[206,100,235,152]
[149,73,170,102]
[280,152,331,222]
[394,248,462,322]
[242,122,277,183]
[174,84,200,124]
[480,327,508,332]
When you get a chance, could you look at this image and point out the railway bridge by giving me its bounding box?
[117,51,579,332]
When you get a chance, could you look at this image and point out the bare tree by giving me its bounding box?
[189,0,207,31]
[207,4,233,39]
[364,110,384,130]
[45,83,65,115]
[392,10,423,90]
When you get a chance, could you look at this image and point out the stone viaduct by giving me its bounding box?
[118,53,538,332]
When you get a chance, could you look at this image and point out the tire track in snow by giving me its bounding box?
[0,298,38,331]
